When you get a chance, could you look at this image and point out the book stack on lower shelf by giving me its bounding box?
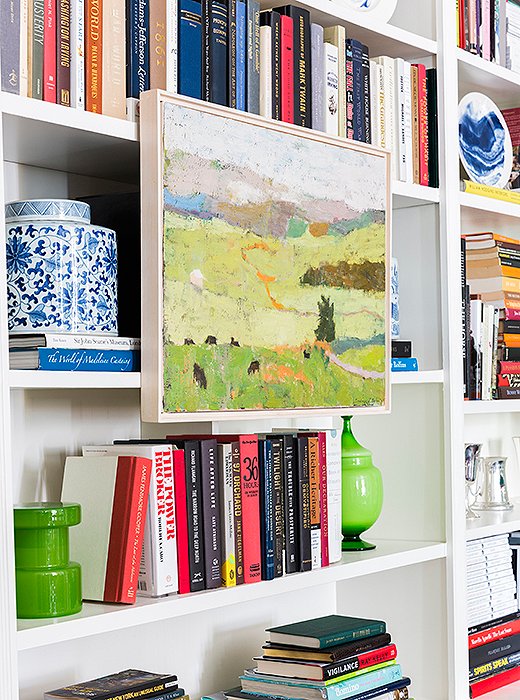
[44,669,186,700]
[467,534,520,697]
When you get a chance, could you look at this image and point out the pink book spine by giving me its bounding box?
[318,432,329,567]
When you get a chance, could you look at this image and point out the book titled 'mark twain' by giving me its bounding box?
[61,455,152,603]
[266,615,386,649]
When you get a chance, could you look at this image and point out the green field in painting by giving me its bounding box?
[163,343,384,412]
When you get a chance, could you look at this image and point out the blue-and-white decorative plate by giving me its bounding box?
[5,199,91,224]
[458,92,513,189]
[335,0,398,22]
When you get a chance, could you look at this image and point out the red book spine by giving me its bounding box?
[86,0,102,112]
[318,432,329,567]
[358,643,397,669]
[497,373,520,386]
[458,0,466,49]
[470,664,520,697]
[498,361,520,374]
[173,448,190,594]
[104,457,133,602]
[504,308,520,321]
[280,15,294,124]
[56,0,71,105]
[413,63,429,186]
[43,0,56,102]
[240,434,261,583]
[469,618,520,649]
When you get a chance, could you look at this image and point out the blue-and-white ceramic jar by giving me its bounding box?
[6,200,118,335]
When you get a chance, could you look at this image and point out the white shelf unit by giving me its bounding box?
[0,1,512,699]
[466,501,520,542]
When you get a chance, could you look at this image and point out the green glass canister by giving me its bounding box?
[341,416,383,551]
[14,502,82,618]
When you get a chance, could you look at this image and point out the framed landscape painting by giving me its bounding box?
[140,92,390,422]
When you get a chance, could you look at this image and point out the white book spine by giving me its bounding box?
[375,57,395,174]
[481,304,494,401]
[218,442,236,586]
[10,334,140,350]
[499,0,507,66]
[70,0,85,108]
[19,0,29,96]
[311,529,321,569]
[324,26,345,137]
[311,23,324,132]
[376,62,385,150]
[326,427,342,563]
[166,0,178,92]
[394,57,407,182]
[323,42,339,138]
[259,25,272,119]
[482,0,491,59]
[402,60,413,183]
[369,60,379,147]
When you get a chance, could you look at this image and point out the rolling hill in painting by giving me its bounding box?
[161,103,387,412]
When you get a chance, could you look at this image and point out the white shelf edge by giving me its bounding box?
[463,399,520,415]
[457,47,520,90]
[459,191,520,221]
[9,370,141,390]
[466,499,520,541]
[17,539,446,651]
[392,181,440,207]
[391,370,444,385]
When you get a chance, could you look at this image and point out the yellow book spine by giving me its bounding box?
[462,180,520,204]
[221,554,236,587]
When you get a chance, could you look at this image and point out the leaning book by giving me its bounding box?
[44,669,178,700]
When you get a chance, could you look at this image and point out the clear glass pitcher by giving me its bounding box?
[473,456,513,511]
[465,443,483,519]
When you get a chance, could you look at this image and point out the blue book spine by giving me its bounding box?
[246,0,260,114]
[126,0,150,98]
[236,0,246,110]
[391,357,418,372]
[34,348,140,371]
[153,690,186,700]
[259,439,275,581]
[228,0,237,107]
[326,665,402,700]
[350,38,364,142]
[179,0,202,99]
[1,0,20,93]
[203,0,228,105]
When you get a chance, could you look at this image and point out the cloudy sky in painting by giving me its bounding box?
[163,103,387,212]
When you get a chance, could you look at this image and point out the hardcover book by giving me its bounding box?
[310,23,324,132]
[56,0,71,106]
[102,0,126,118]
[240,434,261,583]
[266,615,387,649]
[1,0,20,93]
[297,435,312,572]
[202,0,229,106]
[85,0,102,111]
[173,447,190,594]
[261,633,393,662]
[179,0,202,98]
[246,0,260,114]
[259,438,275,580]
[9,348,140,371]
[200,438,222,588]
[44,670,178,700]
[278,5,311,128]
[218,442,236,586]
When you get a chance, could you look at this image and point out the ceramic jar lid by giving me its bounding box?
[5,199,90,224]
[13,502,81,529]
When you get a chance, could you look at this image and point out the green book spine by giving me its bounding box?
[32,0,44,98]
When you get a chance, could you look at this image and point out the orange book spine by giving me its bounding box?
[149,0,166,88]
[411,65,419,185]
[86,0,102,112]
[413,63,428,186]
[102,0,126,118]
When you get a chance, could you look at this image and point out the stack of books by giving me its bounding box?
[204,615,413,700]
[390,341,418,373]
[44,669,187,700]
[8,333,141,371]
[74,429,342,599]
[468,535,520,697]
[461,232,520,400]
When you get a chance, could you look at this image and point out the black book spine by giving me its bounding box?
[203,0,228,105]
[247,0,260,114]
[278,5,311,127]
[469,632,520,668]
[391,340,412,358]
[502,321,520,333]
[361,42,370,144]
[497,386,520,398]
[184,440,205,591]
[232,441,245,585]
[282,435,299,574]
[200,438,221,589]
[501,347,520,361]
[426,68,439,188]
[461,237,468,399]
[228,0,237,107]
[271,437,284,577]
[297,435,311,572]
[259,438,275,580]
[261,10,281,120]
[468,612,520,635]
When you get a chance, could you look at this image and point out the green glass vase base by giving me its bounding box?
[342,537,376,551]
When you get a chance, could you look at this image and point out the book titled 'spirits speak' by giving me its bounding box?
[44,669,178,700]
[266,615,386,649]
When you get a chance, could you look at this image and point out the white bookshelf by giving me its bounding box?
[466,501,520,541]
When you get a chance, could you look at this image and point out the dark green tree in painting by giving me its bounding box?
[315,295,336,343]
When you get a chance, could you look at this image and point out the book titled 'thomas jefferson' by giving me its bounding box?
[266,615,386,649]
[44,669,178,700]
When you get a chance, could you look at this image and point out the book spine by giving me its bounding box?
[178,0,202,99]
[323,644,397,681]
[203,0,228,105]
[468,0,477,52]
[369,61,378,146]
[297,436,311,572]
[308,436,321,570]
[394,57,406,182]
[31,0,44,99]
[236,0,246,110]
[259,24,272,118]
[200,439,221,589]
[476,0,481,54]
[318,432,329,568]
[280,14,293,124]
[126,0,149,99]
[411,64,419,184]
[138,448,178,597]
[323,41,338,137]
[23,348,139,371]
[43,0,56,102]
[173,449,190,594]
[286,6,311,128]
[232,441,244,585]
[459,0,466,47]
[377,56,394,157]
[376,61,385,150]
[361,43,370,144]
[311,23,324,131]
[414,63,428,186]
[23,335,141,350]
[461,238,469,399]
[56,0,71,106]
[70,0,85,107]
[1,0,20,93]
[228,0,236,107]
[240,434,261,583]
[166,0,177,91]
[102,0,126,118]
[20,0,29,96]
[326,428,342,563]
[498,361,520,373]
[390,357,418,371]
[184,441,205,591]
[218,443,236,587]
[482,0,491,59]
[426,67,439,188]
[345,40,354,140]
[86,0,102,111]
[499,0,506,66]
[149,0,166,88]
[271,438,284,578]
[259,439,275,580]
[470,649,520,680]
[271,11,281,120]
[326,663,401,698]
[497,374,520,386]
[469,631,520,667]
[470,664,520,697]
[247,0,260,114]
[324,26,345,137]
[282,435,299,573]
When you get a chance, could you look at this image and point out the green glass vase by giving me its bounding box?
[341,416,383,551]
[14,502,82,618]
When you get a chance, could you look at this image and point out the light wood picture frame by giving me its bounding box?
[140,91,391,423]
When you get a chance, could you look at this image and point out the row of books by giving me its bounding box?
[204,615,414,700]
[461,232,520,400]
[44,669,184,700]
[8,333,141,371]
[467,534,520,698]
[457,0,509,67]
[61,430,343,603]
